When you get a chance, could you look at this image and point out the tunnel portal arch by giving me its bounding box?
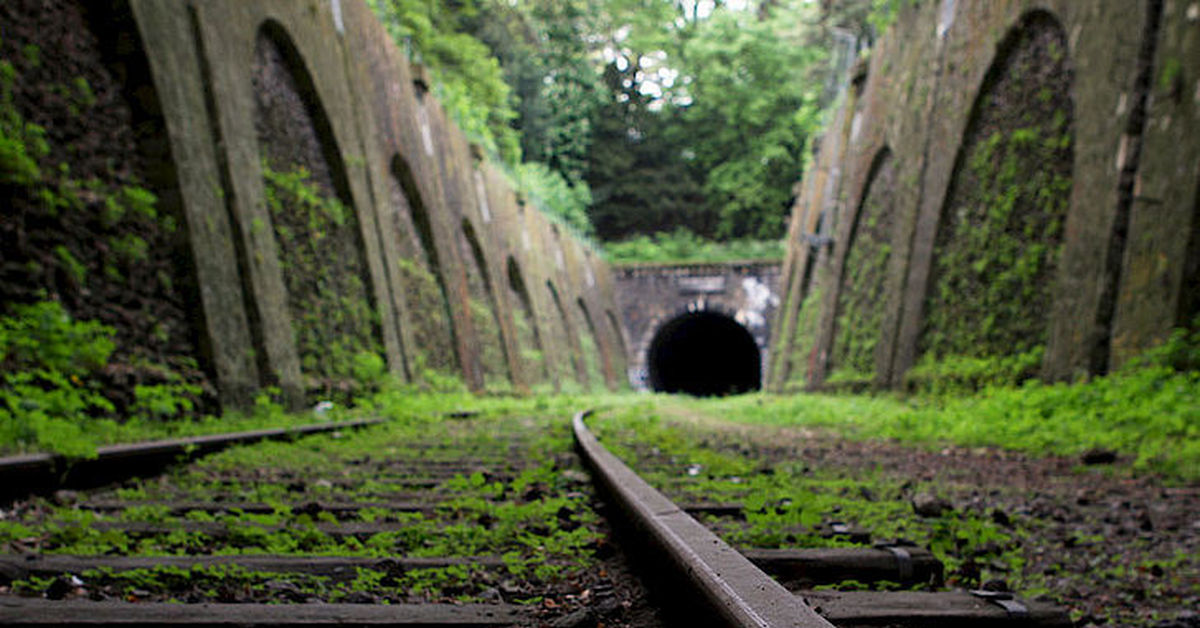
[647,311,761,397]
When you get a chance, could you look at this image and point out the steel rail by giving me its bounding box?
[0,418,384,501]
[571,410,835,628]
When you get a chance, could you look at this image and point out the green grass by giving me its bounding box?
[602,228,783,265]
[587,402,1017,586]
[683,360,1199,483]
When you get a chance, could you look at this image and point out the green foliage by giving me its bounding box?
[515,162,593,237]
[0,60,48,186]
[366,0,520,165]
[921,26,1073,369]
[602,228,783,264]
[702,326,1200,482]
[0,302,115,457]
[676,4,825,239]
[262,162,384,394]
[904,347,1044,394]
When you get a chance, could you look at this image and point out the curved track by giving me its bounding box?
[0,409,1071,627]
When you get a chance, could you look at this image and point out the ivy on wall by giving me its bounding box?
[918,13,1073,385]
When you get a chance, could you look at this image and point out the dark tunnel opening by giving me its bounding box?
[647,312,761,397]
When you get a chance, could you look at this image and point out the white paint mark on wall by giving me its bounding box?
[936,0,956,39]
[330,0,344,34]
[735,277,779,330]
[473,171,492,223]
[416,102,435,157]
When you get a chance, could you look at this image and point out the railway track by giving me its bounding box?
[0,406,1070,626]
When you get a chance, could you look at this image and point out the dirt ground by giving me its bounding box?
[667,408,1199,628]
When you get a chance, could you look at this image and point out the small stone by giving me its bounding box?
[560,470,589,486]
[912,493,952,518]
[550,608,596,628]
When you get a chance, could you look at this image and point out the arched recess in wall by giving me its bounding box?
[606,309,628,369]
[546,280,584,387]
[1180,173,1200,332]
[785,210,830,386]
[507,257,548,386]
[575,298,606,391]
[918,10,1074,377]
[829,147,897,383]
[461,219,511,387]
[0,0,215,410]
[390,154,458,377]
[252,20,382,396]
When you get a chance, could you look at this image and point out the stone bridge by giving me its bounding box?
[613,261,781,395]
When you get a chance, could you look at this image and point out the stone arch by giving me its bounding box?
[461,218,511,387]
[918,9,1074,374]
[390,154,458,376]
[0,0,218,409]
[252,19,383,396]
[546,280,585,386]
[785,208,829,385]
[1179,171,1200,331]
[507,256,548,386]
[575,297,608,391]
[606,309,629,371]
[647,309,761,396]
[829,147,897,382]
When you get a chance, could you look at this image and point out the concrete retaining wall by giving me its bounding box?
[771,0,1199,391]
[125,0,621,402]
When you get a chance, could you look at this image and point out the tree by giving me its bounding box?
[673,2,825,239]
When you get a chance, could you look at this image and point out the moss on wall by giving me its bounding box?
[253,27,383,397]
[783,285,822,390]
[577,314,603,392]
[830,151,897,382]
[262,164,383,394]
[0,0,208,415]
[918,12,1073,378]
[396,257,458,378]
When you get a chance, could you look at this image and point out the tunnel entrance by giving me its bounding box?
[647,312,761,396]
